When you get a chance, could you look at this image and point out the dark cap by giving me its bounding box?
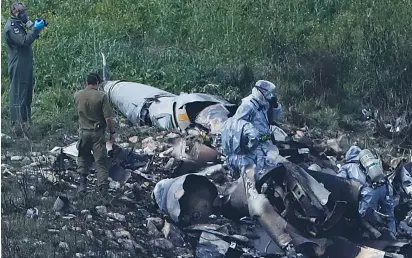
[87,73,101,85]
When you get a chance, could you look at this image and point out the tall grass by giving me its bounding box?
[1,0,411,130]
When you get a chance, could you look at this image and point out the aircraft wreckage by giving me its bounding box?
[49,53,412,257]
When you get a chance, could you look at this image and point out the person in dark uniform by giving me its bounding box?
[74,73,116,194]
[4,2,45,133]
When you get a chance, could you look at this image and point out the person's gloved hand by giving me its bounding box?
[34,19,45,30]
[269,95,279,108]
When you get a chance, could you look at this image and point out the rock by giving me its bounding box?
[34,241,45,247]
[164,158,175,170]
[113,228,133,240]
[86,215,93,221]
[30,162,40,167]
[31,152,41,157]
[80,209,90,215]
[86,230,94,240]
[53,196,70,212]
[162,221,185,247]
[138,209,150,218]
[2,169,15,177]
[61,226,68,231]
[26,208,39,219]
[117,239,143,252]
[105,251,117,258]
[119,142,130,148]
[150,238,175,251]
[75,253,85,258]
[22,157,31,163]
[61,214,76,220]
[29,185,36,191]
[147,220,162,237]
[58,241,69,251]
[48,229,60,233]
[129,136,139,143]
[119,196,136,205]
[105,230,114,239]
[11,156,23,161]
[196,232,230,258]
[107,212,126,222]
[166,133,179,139]
[71,227,82,232]
[143,146,156,156]
[337,134,350,152]
[109,181,121,190]
[175,247,193,257]
[96,206,107,215]
[108,240,120,249]
[142,137,154,145]
[142,137,159,155]
[1,133,12,139]
[326,134,350,153]
[159,147,174,158]
[146,217,164,230]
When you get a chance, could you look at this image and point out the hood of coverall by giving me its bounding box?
[345,146,362,163]
[251,80,276,108]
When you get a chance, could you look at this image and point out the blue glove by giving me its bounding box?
[34,19,45,30]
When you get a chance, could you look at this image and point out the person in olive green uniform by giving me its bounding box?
[4,2,45,130]
[74,73,116,194]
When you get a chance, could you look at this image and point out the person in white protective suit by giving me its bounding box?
[220,80,282,179]
[337,146,396,234]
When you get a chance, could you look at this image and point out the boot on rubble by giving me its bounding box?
[77,174,88,193]
[96,183,112,206]
[11,122,24,138]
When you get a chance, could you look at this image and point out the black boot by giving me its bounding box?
[97,184,112,206]
[77,175,88,193]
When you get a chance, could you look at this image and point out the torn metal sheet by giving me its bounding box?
[50,141,114,159]
[103,80,176,126]
[195,232,231,258]
[400,162,412,196]
[195,103,232,134]
[271,125,289,142]
[197,164,228,184]
[242,165,326,256]
[307,170,361,208]
[102,80,236,132]
[324,237,409,258]
[282,162,331,221]
[360,240,412,256]
[221,178,249,219]
[185,225,249,244]
[242,165,293,249]
[171,137,221,176]
[50,141,137,183]
[152,173,218,226]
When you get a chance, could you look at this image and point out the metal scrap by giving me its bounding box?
[152,173,219,226]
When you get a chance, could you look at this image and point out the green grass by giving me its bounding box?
[2,0,412,133]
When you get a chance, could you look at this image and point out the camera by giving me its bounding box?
[36,18,49,27]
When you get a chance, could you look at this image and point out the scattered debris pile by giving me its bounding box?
[43,123,412,258]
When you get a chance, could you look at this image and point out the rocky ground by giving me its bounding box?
[1,115,411,258]
[1,118,197,258]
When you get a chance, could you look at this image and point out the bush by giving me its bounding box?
[2,0,411,131]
